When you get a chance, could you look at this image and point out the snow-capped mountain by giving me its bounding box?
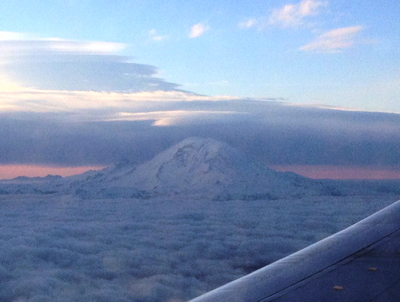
[2,137,400,199]
[60,137,320,199]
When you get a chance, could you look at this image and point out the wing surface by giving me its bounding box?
[189,200,400,302]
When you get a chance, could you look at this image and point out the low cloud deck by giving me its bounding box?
[190,199,400,301]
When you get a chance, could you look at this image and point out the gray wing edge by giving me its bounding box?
[189,199,400,302]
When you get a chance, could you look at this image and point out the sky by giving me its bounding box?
[0,0,399,179]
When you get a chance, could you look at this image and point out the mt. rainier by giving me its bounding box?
[66,137,320,200]
[2,137,400,199]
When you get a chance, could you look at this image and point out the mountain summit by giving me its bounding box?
[66,137,318,200]
[2,137,399,198]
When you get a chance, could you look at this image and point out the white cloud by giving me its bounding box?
[300,26,363,53]
[0,31,28,41]
[238,19,257,29]
[0,33,181,93]
[189,23,210,38]
[0,33,126,57]
[149,29,168,42]
[0,88,238,114]
[0,195,393,301]
[269,0,326,27]
[47,39,126,54]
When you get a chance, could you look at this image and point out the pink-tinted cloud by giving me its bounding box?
[300,26,363,53]
[0,165,105,180]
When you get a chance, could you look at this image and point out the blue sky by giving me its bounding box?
[0,0,398,111]
[0,0,399,179]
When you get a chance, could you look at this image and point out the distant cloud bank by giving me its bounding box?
[1,98,399,173]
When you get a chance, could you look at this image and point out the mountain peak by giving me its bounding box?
[108,137,313,199]
[150,137,249,173]
[49,137,319,200]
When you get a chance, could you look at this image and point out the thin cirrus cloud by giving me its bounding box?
[238,0,326,29]
[189,23,210,38]
[268,0,326,27]
[149,29,169,41]
[300,26,364,53]
[0,32,126,57]
[238,19,258,29]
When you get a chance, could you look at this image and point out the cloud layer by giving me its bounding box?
[1,99,400,169]
[0,34,181,92]
[0,194,396,301]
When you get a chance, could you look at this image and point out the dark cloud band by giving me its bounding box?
[1,101,399,168]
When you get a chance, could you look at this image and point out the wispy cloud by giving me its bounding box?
[184,80,229,88]
[0,32,126,57]
[149,29,168,42]
[238,19,257,29]
[189,23,210,38]
[46,39,126,54]
[0,88,238,115]
[268,0,326,27]
[300,26,363,53]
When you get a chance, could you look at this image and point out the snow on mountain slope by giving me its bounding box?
[2,137,399,199]
[62,137,320,199]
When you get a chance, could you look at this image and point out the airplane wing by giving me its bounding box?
[189,200,400,302]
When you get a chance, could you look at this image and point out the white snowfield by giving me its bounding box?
[63,137,320,200]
